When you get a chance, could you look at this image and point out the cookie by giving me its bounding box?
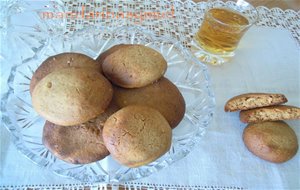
[102,105,172,168]
[96,44,126,65]
[224,93,287,112]
[240,105,300,123]
[43,101,118,164]
[30,52,100,94]
[113,77,185,128]
[102,44,167,88]
[43,118,107,164]
[32,67,113,126]
[243,121,298,163]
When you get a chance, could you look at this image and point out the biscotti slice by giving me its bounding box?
[240,105,300,123]
[225,93,287,112]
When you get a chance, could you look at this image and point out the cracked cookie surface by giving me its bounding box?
[102,105,172,167]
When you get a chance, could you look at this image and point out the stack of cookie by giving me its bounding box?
[225,93,300,163]
[30,44,185,167]
[100,44,185,167]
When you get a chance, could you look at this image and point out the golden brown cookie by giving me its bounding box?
[43,102,118,164]
[113,77,185,128]
[30,52,101,94]
[102,44,167,88]
[96,44,126,65]
[102,105,172,168]
[43,118,107,164]
[243,121,298,163]
[240,105,300,123]
[32,67,113,126]
[224,93,287,112]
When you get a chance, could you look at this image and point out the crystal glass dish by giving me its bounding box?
[1,26,215,183]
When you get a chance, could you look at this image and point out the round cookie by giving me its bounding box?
[30,52,101,94]
[102,105,172,168]
[113,77,185,128]
[243,121,298,163]
[43,102,119,164]
[32,67,113,126]
[102,44,167,88]
[96,44,126,65]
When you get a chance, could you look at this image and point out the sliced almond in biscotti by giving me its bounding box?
[240,105,300,123]
[224,93,287,112]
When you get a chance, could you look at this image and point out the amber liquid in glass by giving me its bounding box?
[195,8,249,54]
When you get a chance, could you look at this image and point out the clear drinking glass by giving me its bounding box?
[192,0,258,65]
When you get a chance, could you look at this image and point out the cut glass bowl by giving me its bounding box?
[1,26,215,183]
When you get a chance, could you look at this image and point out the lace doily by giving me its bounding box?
[60,0,300,46]
[0,183,244,190]
[1,0,299,189]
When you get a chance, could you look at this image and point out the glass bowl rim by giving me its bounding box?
[1,25,216,183]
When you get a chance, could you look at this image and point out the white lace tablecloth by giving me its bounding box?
[1,1,300,189]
